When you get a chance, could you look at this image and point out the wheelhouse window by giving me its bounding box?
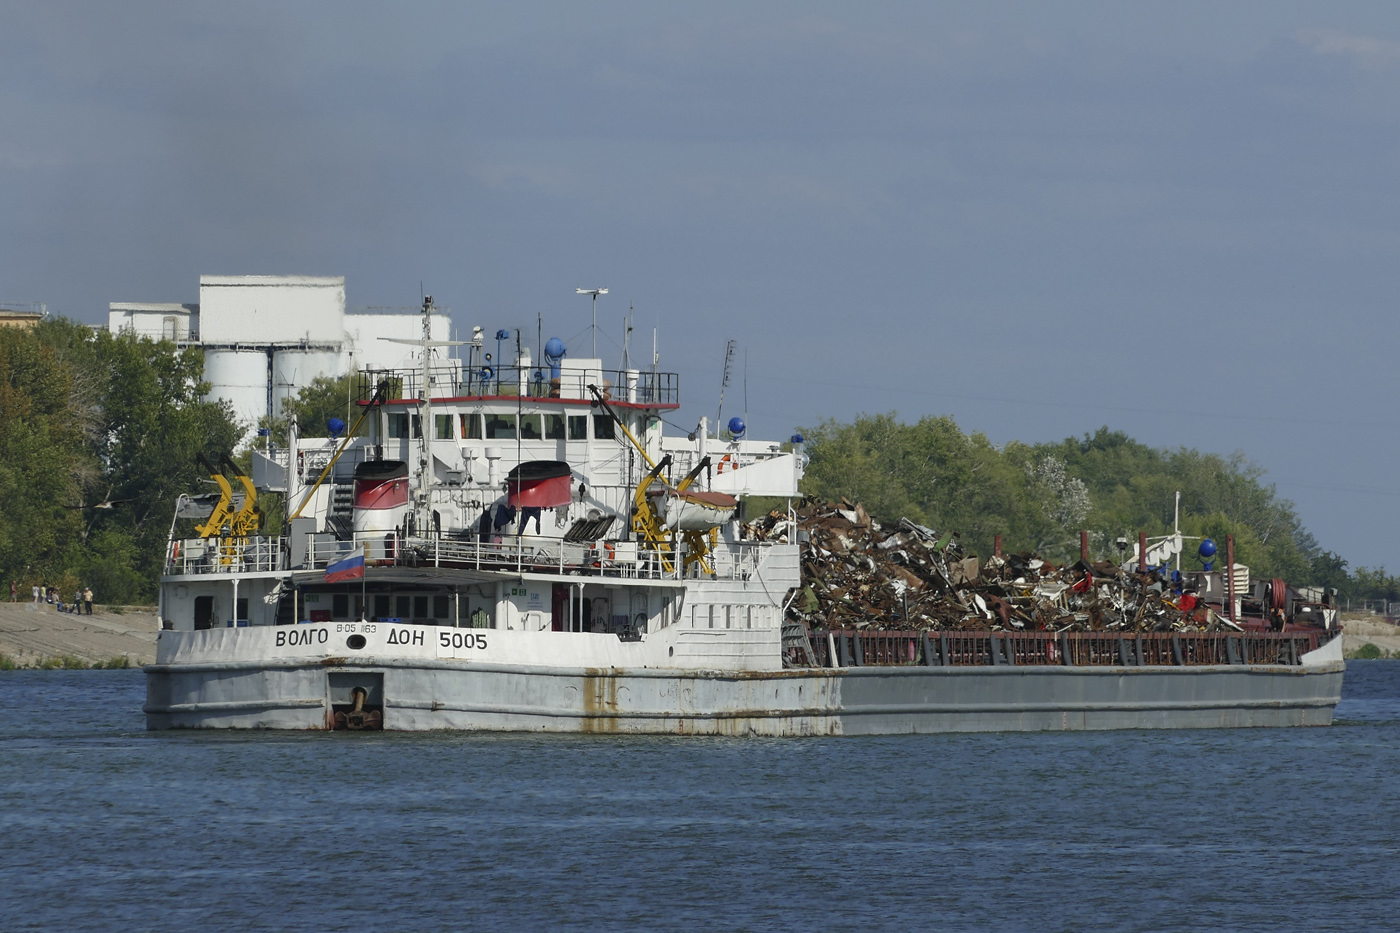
[593,415,616,440]
[519,414,543,439]
[461,413,483,439]
[568,415,588,440]
[485,414,516,439]
[545,414,566,440]
[388,413,409,438]
[435,414,454,440]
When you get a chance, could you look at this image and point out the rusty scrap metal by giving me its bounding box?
[747,498,1233,635]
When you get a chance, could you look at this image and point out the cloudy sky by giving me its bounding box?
[4,2,1400,570]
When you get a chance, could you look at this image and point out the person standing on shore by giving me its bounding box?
[32,584,40,604]
[8,581,15,602]
[83,586,93,616]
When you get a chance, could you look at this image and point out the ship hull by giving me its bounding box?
[145,654,1344,735]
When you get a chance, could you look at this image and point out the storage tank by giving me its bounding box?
[203,348,270,427]
[272,348,345,418]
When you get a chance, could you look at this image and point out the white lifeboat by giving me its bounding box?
[660,488,739,532]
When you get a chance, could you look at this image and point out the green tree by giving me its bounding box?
[261,373,367,445]
[0,319,242,602]
[801,414,1330,580]
[0,326,91,585]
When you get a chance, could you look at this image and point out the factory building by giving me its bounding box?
[109,275,450,438]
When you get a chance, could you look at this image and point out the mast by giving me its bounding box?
[417,295,434,523]
[379,295,467,536]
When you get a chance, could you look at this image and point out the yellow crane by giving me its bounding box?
[587,385,723,576]
[193,453,262,565]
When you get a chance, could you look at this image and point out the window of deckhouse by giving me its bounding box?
[593,415,616,440]
[435,415,454,440]
[568,415,588,440]
[461,413,483,439]
[545,414,566,440]
[485,414,516,439]
[519,414,542,439]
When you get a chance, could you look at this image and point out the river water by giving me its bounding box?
[3,663,1398,932]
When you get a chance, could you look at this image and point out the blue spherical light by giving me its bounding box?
[327,417,346,438]
[1198,538,1218,559]
[728,416,746,437]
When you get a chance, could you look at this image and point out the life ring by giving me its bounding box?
[717,454,733,474]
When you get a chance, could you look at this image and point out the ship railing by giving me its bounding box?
[355,366,679,406]
[165,536,286,575]
[307,534,683,581]
[797,629,1335,669]
[659,444,798,481]
[703,542,765,581]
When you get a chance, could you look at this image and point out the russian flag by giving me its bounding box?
[325,551,365,583]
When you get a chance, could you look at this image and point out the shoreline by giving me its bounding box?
[1340,616,1400,659]
[0,602,158,668]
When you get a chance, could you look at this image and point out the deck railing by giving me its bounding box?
[165,536,286,575]
[356,365,679,407]
[800,629,1335,669]
[166,532,768,583]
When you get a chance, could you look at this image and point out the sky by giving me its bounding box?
[3,1,1400,570]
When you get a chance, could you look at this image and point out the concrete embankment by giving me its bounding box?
[0,602,158,666]
[1342,617,1400,658]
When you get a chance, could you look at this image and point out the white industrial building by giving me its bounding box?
[110,275,451,439]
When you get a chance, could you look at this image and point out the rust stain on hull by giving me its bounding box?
[581,668,620,734]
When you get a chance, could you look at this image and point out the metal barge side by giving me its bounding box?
[145,626,1343,735]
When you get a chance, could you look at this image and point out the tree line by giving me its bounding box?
[1,319,1394,603]
[0,319,240,602]
[798,413,1383,601]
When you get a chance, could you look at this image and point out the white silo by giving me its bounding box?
[272,348,346,419]
[203,348,271,430]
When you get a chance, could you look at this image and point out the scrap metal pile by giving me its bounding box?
[747,498,1234,634]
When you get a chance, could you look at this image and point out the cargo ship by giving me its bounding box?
[144,299,1344,733]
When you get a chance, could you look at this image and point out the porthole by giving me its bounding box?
[347,634,367,650]
[668,646,674,657]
